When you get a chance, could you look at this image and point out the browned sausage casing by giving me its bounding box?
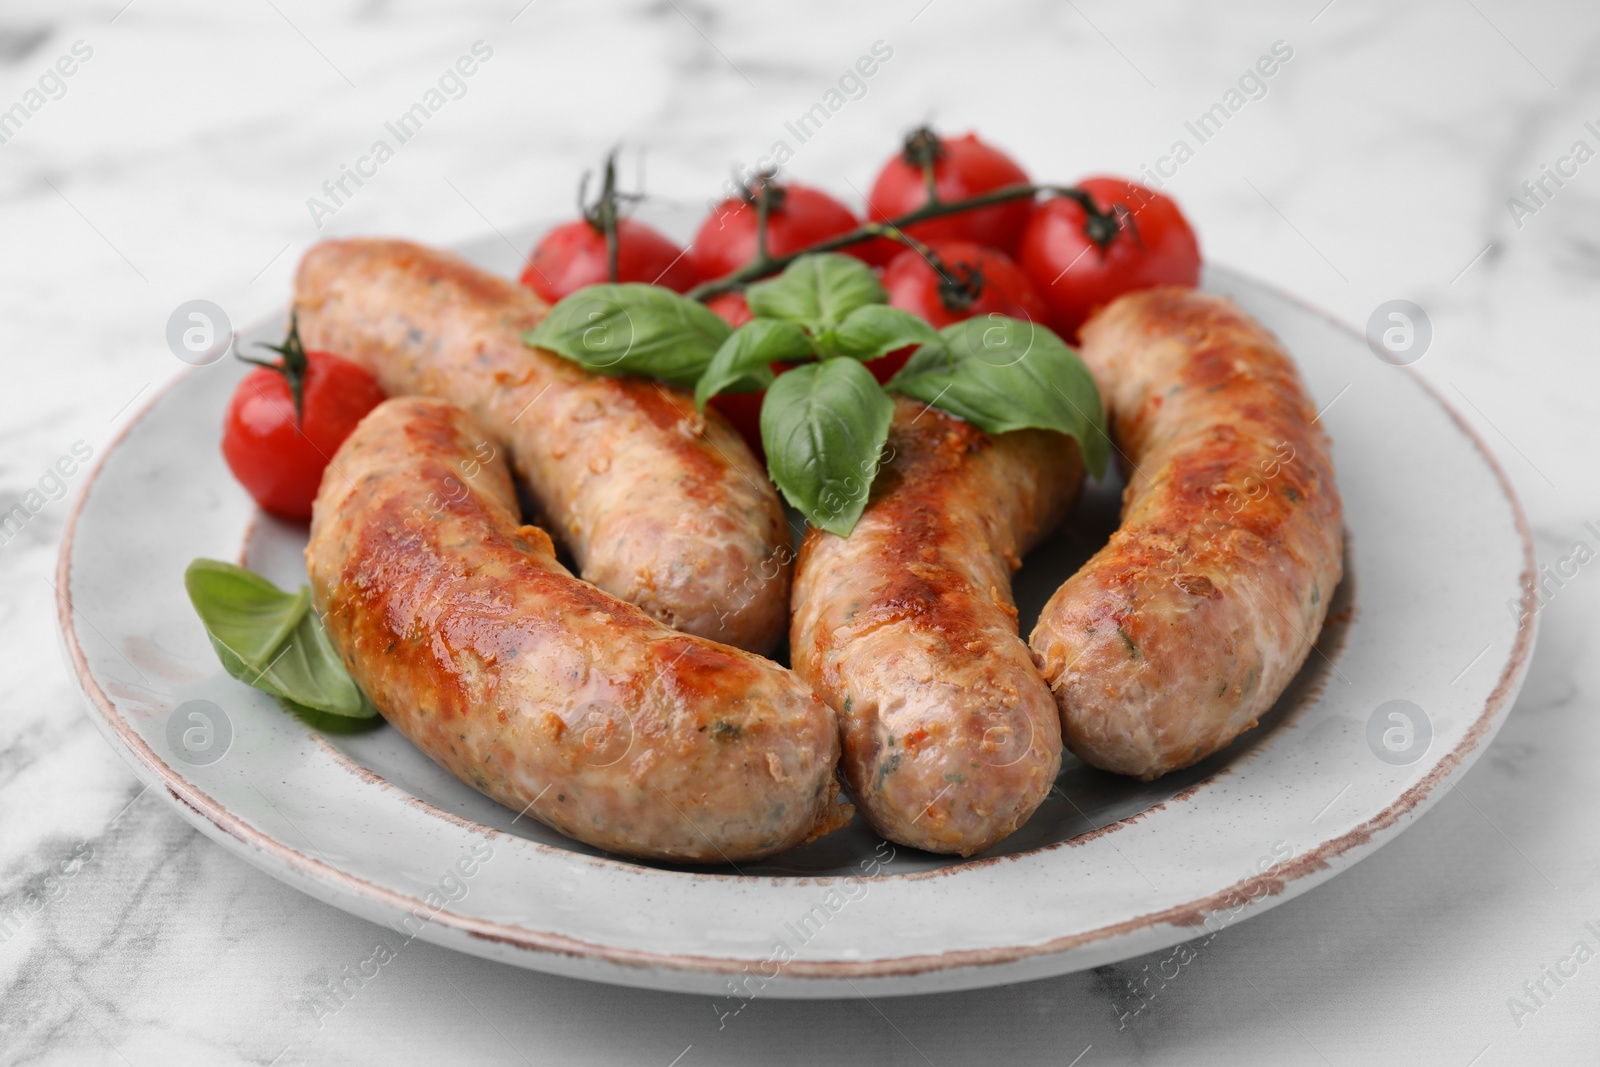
[791,398,1083,855]
[294,239,790,654]
[305,396,848,863]
[1029,288,1343,780]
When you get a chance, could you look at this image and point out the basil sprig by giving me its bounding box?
[523,252,1108,535]
[184,559,375,718]
[889,316,1110,478]
[694,319,815,409]
[742,254,938,360]
[745,253,887,331]
[524,283,731,387]
[830,304,939,362]
[761,359,894,536]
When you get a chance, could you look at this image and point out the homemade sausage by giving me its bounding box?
[1029,288,1343,780]
[791,397,1083,855]
[305,396,849,863]
[294,239,790,654]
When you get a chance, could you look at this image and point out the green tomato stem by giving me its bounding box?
[755,178,772,263]
[582,149,625,284]
[245,312,310,425]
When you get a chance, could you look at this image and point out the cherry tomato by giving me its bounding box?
[706,291,755,328]
[520,217,700,301]
[874,241,1049,381]
[866,129,1033,256]
[222,320,386,521]
[707,391,765,459]
[690,182,869,281]
[1019,176,1201,341]
[882,240,1048,329]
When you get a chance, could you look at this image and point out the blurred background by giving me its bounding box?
[2,1,1597,1063]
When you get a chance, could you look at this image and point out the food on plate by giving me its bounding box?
[519,153,701,300]
[1029,288,1343,780]
[190,123,1345,860]
[1019,176,1201,341]
[221,317,385,520]
[866,128,1033,255]
[292,238,791,654]
[689,178,868,278]
[305,396,850,863]
[790,397,1083,854]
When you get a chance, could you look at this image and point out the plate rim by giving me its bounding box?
[55,266,1539,983]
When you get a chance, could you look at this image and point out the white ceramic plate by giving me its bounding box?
[56,242,1536,998]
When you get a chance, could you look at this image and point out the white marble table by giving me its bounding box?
[4,1,1597,1063]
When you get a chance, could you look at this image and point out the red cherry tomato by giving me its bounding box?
[1019,176,1201,341]
[690,183,869,281]
[867,130,1033,256]
[222,325,386,521]
[707,391,765,460]
[520,217,700,301]
[875,241,1049,381]
[882,240,1048,329]
[706,291,755,328]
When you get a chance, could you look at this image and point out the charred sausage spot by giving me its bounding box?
[1174,573,1219,598]
[647,637,760,705]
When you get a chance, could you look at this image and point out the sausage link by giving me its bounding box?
[294,239,790,654]
[791,397,1082,855]
[1029,288,1343,780]
[305,397,848,863]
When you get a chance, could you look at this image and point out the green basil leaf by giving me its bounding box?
[746,254,887,333]
[694,319,817,410]
[184,559,308,669]
[268,610,370,718]
[887,315,1110,478]
[524,283,731,387]
[184,559,375,718]
[832,305,940,362]
[760,359,893,536]
[284,700,384,734]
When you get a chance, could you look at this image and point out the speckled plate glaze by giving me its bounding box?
[56,240,1536,998]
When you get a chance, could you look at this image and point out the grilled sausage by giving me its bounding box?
[1029,288,1343,780]
[294,238,790,654]
[790,397,1083,855]
[305,396,849,863]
